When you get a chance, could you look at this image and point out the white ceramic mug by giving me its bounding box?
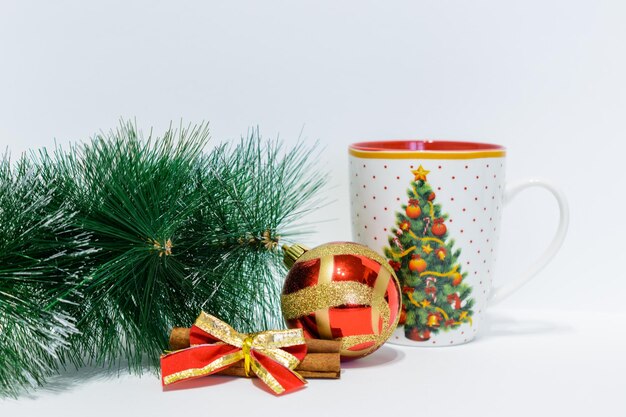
[348,140,569,346]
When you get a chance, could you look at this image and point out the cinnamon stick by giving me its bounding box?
[168,327,341,379]
[217,354,339,379]
[169,327,191,351]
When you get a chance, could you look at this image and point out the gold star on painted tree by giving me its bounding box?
[422,244,434,254]
[411,165,430,182]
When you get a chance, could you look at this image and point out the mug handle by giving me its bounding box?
[488,179,570,305]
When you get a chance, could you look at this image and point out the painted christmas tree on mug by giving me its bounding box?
[384,165,474,341]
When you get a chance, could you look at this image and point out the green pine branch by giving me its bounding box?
[31,121,327,371]
[0,121,327,397]
[0,155,87,397]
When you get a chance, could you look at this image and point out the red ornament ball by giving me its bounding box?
[409,254,427,273]
[431,218,447,236]
[428,192,436,201]
[405,199,421,219]
[281,242,402,359]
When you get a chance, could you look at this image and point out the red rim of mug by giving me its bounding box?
[349,140,505,152]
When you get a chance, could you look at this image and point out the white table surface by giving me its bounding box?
[2,308,624,417]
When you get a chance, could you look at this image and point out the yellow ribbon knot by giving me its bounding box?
[242,335,254,377]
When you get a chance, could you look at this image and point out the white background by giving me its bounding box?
[1,1,625,415]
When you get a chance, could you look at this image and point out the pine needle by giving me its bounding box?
[27,121,328,372]
[0,155,86,398]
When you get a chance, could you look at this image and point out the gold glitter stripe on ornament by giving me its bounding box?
[339,334,382,357]
[295,242,397,280]
[341,349,372,358]
[281,280,398,357]
[368,297,394,355]
[419,265,458,278]
[163,350,244,385]
[371,266,392,335]
[281,281,374,320]
[339,297,392,356]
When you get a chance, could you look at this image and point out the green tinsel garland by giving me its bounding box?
[0,156,88,397]
[0,121,327,396]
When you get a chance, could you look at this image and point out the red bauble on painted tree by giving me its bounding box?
[408,254,427,273]
[405,199,422,219]
[431,218,447,236]
[281,242,402,359]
